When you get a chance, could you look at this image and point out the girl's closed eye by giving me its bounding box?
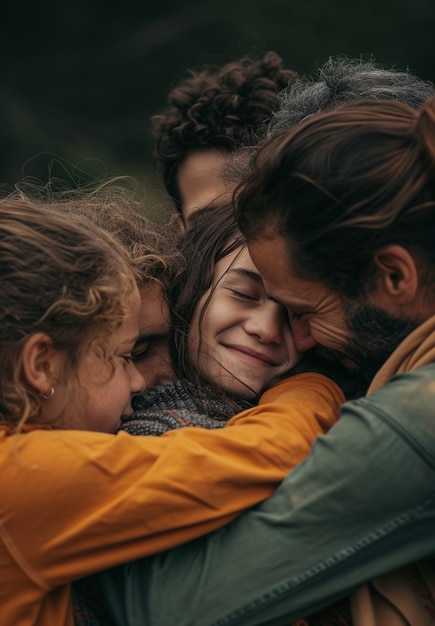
[131,334,169,363]
[219,267,265,305]
[222,277,262,303]
[228,288,258,301]
[131,343,151,362]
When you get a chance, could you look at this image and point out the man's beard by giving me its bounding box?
[314,301,421,387]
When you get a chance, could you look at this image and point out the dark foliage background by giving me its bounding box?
[1,0,434,212]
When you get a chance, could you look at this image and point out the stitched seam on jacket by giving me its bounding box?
[210,492,435,625]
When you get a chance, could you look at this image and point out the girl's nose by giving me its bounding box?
[244,303,284,345]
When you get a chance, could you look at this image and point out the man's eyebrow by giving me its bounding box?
[226,268,264,285]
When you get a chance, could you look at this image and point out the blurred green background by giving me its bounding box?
[1,0,434,214]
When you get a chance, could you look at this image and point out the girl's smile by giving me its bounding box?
[189,246,302,398]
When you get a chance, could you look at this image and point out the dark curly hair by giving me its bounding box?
[150,51,297,213]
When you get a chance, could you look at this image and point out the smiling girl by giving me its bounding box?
[177,203,301,398]
[120,203,302,437]
[187,232,299,399]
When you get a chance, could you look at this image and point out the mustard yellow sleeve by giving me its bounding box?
[0,373,343,587]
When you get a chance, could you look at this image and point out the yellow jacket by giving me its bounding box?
[0,373,343,626]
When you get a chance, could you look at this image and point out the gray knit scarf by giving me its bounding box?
[72,379,253,626]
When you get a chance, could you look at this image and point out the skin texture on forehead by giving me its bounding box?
[247,234,350,351]
[247,233,425,383]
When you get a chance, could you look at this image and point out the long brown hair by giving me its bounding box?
[236,97,435,298]
[169,203,254,407]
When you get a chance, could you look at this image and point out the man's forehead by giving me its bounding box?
[247,236,327,308]
[247,234,294,279]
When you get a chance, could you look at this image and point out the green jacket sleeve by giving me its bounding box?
[93,366,435,625]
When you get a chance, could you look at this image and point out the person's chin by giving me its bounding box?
[220,374,261,399]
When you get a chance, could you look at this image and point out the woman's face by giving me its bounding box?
[188,246,302,398]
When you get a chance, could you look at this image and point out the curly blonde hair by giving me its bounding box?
[0,189,137,426]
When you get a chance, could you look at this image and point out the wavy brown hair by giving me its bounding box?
[169,203,254,407]
[236,96,435,299]
[0,190,136,426]
[49,180,185,295]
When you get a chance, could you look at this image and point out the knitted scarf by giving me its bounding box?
[123,378,252,435]
[72,379,252,626]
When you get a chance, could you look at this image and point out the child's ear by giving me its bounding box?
[21,333,62,396]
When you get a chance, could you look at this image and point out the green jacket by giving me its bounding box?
[93,365,435,625]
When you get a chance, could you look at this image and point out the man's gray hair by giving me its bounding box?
[268,55,435,135]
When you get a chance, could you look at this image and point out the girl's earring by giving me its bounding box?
[41,387,55,400]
